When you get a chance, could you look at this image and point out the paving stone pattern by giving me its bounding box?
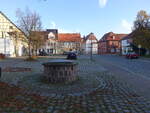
[0,56,150,113]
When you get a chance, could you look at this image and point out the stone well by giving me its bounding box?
[42,60,78,83]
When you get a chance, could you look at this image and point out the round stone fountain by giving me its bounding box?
[42,60,78,83]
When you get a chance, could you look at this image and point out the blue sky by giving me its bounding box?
[0,0,150,39]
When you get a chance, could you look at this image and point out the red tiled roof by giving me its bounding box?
[58,33,81,42]
[113,34,127,40]
[100,32,128,41]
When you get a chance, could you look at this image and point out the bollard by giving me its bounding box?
[0,67,1,78]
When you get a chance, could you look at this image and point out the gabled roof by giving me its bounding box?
[0,11,26,37]
[58,33,81,42]
[121,32,134,40]
[46,29,58,38]
[99,32,127,42]
[31,31,58,41]
[83,33,98,42]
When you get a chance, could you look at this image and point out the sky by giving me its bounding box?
[0,0,150,39]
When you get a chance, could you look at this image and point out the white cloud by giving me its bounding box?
[112,20,133,34]
[99,0,107,8]
[121,19,132,32]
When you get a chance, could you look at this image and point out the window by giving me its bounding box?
[47,42,50,46]
[47,49,50,53]
[64,42,68,46]
[9,26,13,29]
[51,43,53,46]
[113,36,115,40]
[48,32,55,39]
[54,43,56,47]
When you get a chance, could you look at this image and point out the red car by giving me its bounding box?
[126,52,139,59]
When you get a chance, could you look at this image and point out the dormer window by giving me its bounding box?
[48,32,55,39]
[9,26,13,29]
[113,36,115,40]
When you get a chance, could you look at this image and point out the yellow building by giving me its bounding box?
[0,11,27,57]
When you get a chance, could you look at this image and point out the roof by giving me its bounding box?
[58,33,81,42]
[46,29,58,38]
[83,33,98,42]
[31,30,58,40]
[121,32,134,40]
[99,32,128,42]
[0,11,26,37]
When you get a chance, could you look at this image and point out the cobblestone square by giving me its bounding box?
[0,55,150,113]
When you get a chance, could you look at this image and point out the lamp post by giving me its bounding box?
[90,39,93,61]
[138,44,141,56]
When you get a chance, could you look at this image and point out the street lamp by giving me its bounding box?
[138,44,142,56]
[90,38,93,61]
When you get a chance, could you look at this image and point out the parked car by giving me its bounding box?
[39,51,48,56]
[126,52,139,59]
[67,52,77,60]
[63,51,70,55]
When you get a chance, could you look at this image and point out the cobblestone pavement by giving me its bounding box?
[0,56,150,113]
[93,55,150,78]
[93,55,150,99]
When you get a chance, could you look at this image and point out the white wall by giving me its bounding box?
[84,39,98,54]
[0,38,13,56]
[121,40,132,55]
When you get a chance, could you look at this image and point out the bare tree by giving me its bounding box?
[30,31,45,56]
[8,31,19,57]
[16,8,42,58]
[8,27,26,57]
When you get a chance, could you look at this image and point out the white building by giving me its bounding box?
[0,11,27,57]
[121,34,133,55]
[82,33,98,54]
[31,30,82,55]
[34,29,58,55]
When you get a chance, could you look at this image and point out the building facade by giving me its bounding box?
[98,32,127,54]
[34,31,82,55]
[0,11,27,57]
[58,33,82,54]
[121,33,133,55]
[34,29,58,55]
[82,33,98,54]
